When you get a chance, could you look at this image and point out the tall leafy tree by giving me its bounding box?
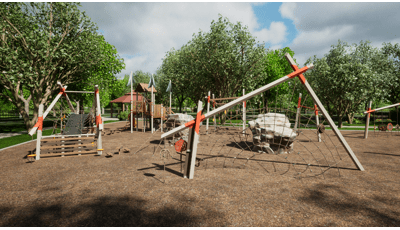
[0,2,123,130]
[381,42,400,105]
[304,40,395,127]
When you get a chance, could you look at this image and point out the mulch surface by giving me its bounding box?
[0,121,399,227]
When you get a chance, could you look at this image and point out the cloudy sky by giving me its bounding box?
[79,1,400,79]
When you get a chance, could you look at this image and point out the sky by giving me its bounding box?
[79,1,400,79]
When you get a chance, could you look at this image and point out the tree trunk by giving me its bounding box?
[347,113,354,124]
[337,116,343,128]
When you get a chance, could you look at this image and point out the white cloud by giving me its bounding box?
[79,2,281,78]
[279,2,297,22]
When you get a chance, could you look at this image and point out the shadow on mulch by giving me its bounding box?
[298,184,400,227]
[0,195,223,227]
[364,152,400,157]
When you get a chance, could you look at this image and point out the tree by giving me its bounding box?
[258,47,299,112]
[304,40,395,128]
[159,14,267,115]
[381,42,400,105]
[0,2,124,130]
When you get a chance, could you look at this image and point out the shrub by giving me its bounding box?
[353,118,363,124]
[118,111,129,121]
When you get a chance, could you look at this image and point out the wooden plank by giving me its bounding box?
[161,63,314,139]
[64,90,94,94]
[40,150,98,157]
[41,147,96,153]
[41,143,96,150]
[41,137,95,142]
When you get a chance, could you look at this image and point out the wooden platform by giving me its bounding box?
[39,136,98,158]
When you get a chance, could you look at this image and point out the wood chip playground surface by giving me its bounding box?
[0,121,399,227]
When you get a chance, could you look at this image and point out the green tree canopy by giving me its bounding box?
[304,40,396,127]
[0,2,124,130]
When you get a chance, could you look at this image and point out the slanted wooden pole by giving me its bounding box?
[294,93,302,132]
[243,89,246,136]
[206,91,210,134]
[284,53,364,171]
[364,100,373,139]
[57,82,75,113]
[35,104,44,160]
[364,102,400,114]
[29,85,68,136]
[95,85,103,156]
[184,100,203,179]
[161,63,314,139]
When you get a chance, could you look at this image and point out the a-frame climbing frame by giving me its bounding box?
[29,82,103,160]
[161,53,365,179]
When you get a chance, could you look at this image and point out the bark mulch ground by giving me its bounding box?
[0,121,399,227]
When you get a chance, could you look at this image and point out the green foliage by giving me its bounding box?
[381,42,400,105]
[159,14,267,112]
[0,2,124,131]
[117,110,129,121]
[304,40,396,127]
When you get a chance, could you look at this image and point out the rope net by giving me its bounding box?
[156,79,362,179]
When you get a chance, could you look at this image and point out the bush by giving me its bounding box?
[117,111,129,121]
[353,118,363,124]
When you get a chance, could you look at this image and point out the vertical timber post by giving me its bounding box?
[294,93,302,132]
[315,104,321,142]
[35,104,44,160]
[184,100,203,179]
[206,91,210,134]
[161,104,163,132]
[76,101,80,114]
[95,85,103,156]
[243,89,246,137]
[212,94,216,129]
[151,86,154,133]
[136,91,139,132]
[364,100,372,139]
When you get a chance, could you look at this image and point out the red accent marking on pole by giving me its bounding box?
[213,101,216,108]
[297,97,301,108]
[58,87,67,96]
[95,89,99,94]
[96,115,102,127]
[33,116,44,131]
[207,96,210,103]
[195,111,202,134]
[314,104,318,115]
[288,64,307,84]
[184,115,206,129]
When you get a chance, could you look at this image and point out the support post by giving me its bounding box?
[35,104,44,160]
[184,100,203,179]
[151,87,154,133]
[76,101,80,114]
[206,91,210,134]
[284,53,364,171]
[136,92,138,132]
[111,103,113,118]
[364,100,372,139]
[213,94,216,129]
[315,104,321,142]
[243,89,246,136]
[95,85,103,156]
[294,93,302,132]
[161,104,163,132]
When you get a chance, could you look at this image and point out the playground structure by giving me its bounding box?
[160,53,365,180]
[110,83,168,132]
[363,101,400,139]
[28,82,103,160]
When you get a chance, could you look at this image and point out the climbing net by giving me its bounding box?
[154,78,364,179]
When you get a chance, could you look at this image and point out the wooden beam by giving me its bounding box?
[184,100,202,179]
[211,97,240,101]
[35,104,44,160]
[284,52,364,171]
[64,91,94,94]
[364,102,400,114]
